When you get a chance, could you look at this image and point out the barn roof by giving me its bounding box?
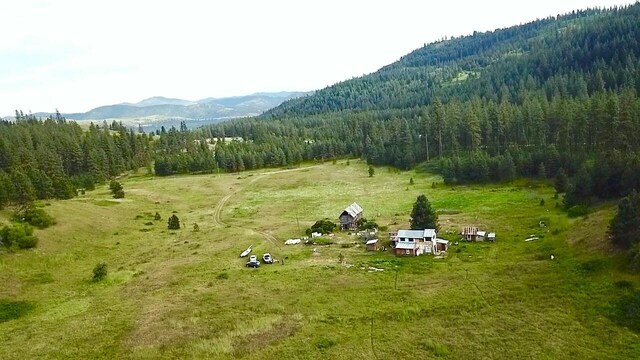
[342,202,363,218]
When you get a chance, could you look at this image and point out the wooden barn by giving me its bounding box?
[339,202,363,231]
[462,226,479,241]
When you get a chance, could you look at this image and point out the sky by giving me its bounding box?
[0,0,637,116]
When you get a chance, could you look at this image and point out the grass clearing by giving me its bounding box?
[1,160,639,359]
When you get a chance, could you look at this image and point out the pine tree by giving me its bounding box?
[410,194,439,230]
[610,190,640,249]
[554,167,569,193]
[368,166,375,177]
[168,214,181,230]
[537,162,547,179]
[109,180,124,199]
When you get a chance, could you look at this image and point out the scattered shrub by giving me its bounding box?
[607,290,640,333]
[144,221,154,226]
[154,212,161,220]
[0,223,38,249]
[13,207,56,229]
[193,223,200,232]
[0,299,35,323]
[216,272,229,280]
[315,338,336,352]
[539,198,545,206]
[567,205,589,218]
[92,262,108,282]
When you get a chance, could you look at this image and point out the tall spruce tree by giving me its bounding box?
[410,194,439,230]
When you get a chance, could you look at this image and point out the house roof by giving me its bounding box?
[342,202,363,218]
[477,231,486,237]
[395,242,416,250]
[397,229,437,239]
[365,239,378,245]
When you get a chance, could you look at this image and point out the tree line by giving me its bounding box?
[0,112,151,209]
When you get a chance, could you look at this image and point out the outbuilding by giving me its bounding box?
[365,239,379,251]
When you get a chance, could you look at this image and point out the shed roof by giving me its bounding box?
[395,242,416,250]
[487,232,496,238]
[435,239,450,244]
[342,202,363,218]
[365,239,378,245]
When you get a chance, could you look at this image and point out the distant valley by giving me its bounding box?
[32,91,310,131]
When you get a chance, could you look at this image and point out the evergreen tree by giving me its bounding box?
[410,194,439,230]
[109,180,124,199]
[368,166,375,177]
[610,190,640,249]
[554,167,569,193]
[168,214,181,230]
[537,162,547,179]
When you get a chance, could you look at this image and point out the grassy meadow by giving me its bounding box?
[1,160,639,359]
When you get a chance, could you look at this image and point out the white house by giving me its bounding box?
[390,229,448,256]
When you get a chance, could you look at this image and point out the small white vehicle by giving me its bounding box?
[249,255,258,262]
[262,253,273,264]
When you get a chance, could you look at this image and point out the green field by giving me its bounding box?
[1,160,639,359]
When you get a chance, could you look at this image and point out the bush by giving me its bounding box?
[13,207,55,229]
[154,212,161,221]
[306,219,336,236]
[216,272,229,280]
[356,218,378,231]
[567,205,589,218]
[92,262,108,282]
[0,224,38,249]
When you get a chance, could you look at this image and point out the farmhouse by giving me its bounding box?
[339,202,363,231]
[389,229,449,256]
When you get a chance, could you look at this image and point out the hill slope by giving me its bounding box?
[263,5,640,118]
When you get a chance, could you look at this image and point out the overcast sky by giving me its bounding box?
[0,0,636,115]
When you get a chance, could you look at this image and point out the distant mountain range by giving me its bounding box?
[30,91,310,129]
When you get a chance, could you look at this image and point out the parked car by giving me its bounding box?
[249,255,257,262]
[246,260,260,268]
[262,253,273,264]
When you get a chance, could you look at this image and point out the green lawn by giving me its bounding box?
[1,160,638,359]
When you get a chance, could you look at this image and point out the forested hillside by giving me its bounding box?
[0,112,151,208]
[183,4,640,208]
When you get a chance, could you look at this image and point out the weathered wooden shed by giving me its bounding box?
[365,239,379,251]
[339,202,363,231]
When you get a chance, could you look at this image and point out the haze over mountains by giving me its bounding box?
[30,91,309,128]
